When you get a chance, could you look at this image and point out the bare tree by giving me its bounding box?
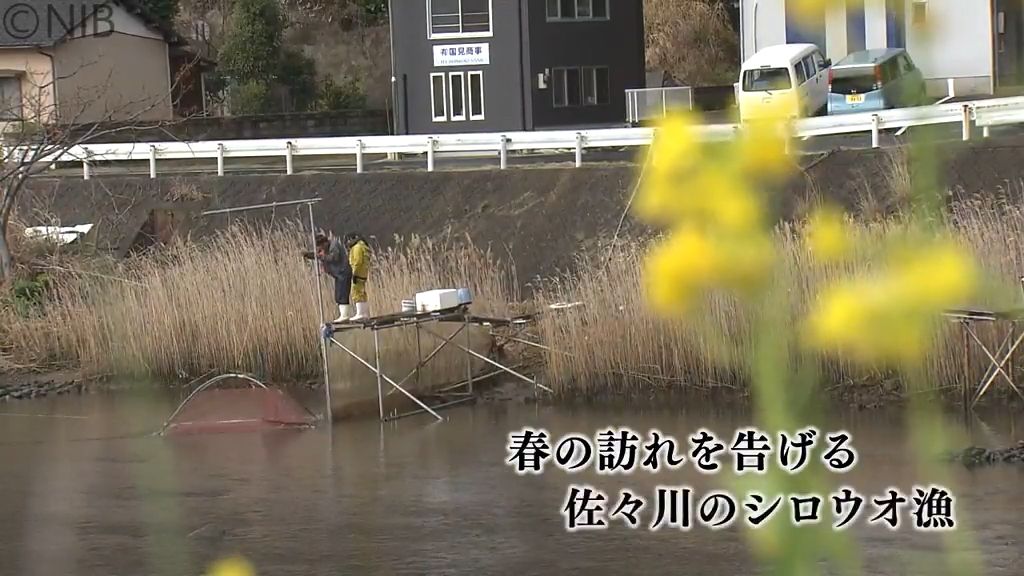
[644,0,740,86]
[0,59,198,285]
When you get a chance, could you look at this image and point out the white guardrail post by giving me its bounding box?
[286,141,295,175]
[149,145,157,179]
[217,143,225,176]
[575,133,583,167]
[82,156,91,180]
[499,135,508,169]
[871,115,881,149]
[356,139,364,174]
[427,137,435,172]
[962,104,972,141]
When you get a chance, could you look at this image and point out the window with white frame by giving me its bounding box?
[428,0,492,38]
[468,71,485,119]
[430,73,448,121]
[431,70,485,122]
[0,77,22,120]
[552,66,609,108]
[546,0,609,21]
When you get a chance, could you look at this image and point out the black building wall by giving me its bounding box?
[389,0,528,135]
[525,0,646,129]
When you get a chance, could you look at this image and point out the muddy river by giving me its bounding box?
[1,387,1023,576]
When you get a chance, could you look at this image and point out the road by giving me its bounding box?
[43,118,1023,180]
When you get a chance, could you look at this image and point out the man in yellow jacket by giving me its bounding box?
[345,233,372,321]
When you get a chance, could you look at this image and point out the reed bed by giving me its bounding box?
[534,197,1024,400]
[1,223,520,408]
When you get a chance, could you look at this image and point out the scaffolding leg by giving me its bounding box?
[421,326,553,393]
[374,330,385,421]
[465,319,474,395]
[416,324,423,391]
[387,324,465,397]
[330,337,445,422]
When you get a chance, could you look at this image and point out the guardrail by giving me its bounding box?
[20,94,1024,180]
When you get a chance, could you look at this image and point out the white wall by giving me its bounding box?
[824,1,848,61]
[864,0,888,49]
[905,0,992,95]
[741,0,787,63]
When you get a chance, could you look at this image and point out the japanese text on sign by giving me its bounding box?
[433,43,490,67]
[505,427,957,533]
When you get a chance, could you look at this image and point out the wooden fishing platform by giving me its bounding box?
[945,306,1024,407]
[320,303,559,423]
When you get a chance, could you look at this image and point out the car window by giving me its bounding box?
[803,55,817,77]
[742,68,793,91]
[814,52,826,72]
[886,59,901,81]
[795,61,807,84]
[899,54,914,74]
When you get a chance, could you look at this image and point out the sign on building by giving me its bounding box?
[433,43,490,67]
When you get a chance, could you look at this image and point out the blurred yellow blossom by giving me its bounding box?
[805,206,852,262]
[206,556,256,576]
[736,121,793,179]
[804,238,978,365]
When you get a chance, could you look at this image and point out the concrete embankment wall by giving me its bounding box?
[19,139,1024,289]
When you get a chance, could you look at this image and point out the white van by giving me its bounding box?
[738,44,832,122]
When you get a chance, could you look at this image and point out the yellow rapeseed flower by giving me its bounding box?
[645,228,719,314]
[736,121,793,180]
[803,239,979,365]
[806,206,852,262]
[206,556,256,576]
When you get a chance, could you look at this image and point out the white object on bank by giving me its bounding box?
[24,224,93,246]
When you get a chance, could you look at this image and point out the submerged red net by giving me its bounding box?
[163,387,318,435]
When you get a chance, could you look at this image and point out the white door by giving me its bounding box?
[793,60,810,116]
[813,51,829,112]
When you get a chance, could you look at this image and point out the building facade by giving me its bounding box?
[388,0,646,135]
[740,0,1019,98]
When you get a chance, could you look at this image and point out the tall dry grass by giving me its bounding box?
[534,198,1024,400]
[2,223,520,412]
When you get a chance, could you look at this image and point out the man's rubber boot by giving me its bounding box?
[333,304,352,324]
[351,302,370,321]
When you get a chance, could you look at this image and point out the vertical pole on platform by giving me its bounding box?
[308,202,332,425]
[356,140,364,174]
[575,133,583,168]
[415,323,422,391]
[962,105,972,142]
[962,321,971,410]
[374,329,385,422]
[499,136,508,170]
[286,142,295,175]
[427,137,435,172]
[871,115,881,149]
[465,317,473,395]
[217,144,225,176]
[149,145,157,179]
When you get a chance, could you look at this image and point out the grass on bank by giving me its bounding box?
[2,196,1024,404]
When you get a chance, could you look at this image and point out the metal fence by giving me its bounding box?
[626,87,694,123]
[21,94,1024,180]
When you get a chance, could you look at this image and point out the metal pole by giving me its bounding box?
[575,133,583,167]
[962,105,972,141]
[427,137,435,172]
[331,336,444,421]
[871,115,881,149]
[217,144,225,176]
[286,142,295,175]
[374,330,385,421]
[962,321,971,409]
[499,136,508,170]
[948,78,956,99]
[984,126,991,139]
[356,140,364,174]
[308,203,332,425]
[82,159,90,180]
[415,324,422,391]
[465,320,473,395]
[149,146,157,179]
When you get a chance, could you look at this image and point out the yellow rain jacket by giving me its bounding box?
[349,240,371,303]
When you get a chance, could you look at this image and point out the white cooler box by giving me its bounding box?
[415,289,461,312]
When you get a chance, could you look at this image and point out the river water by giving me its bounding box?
[1,387,1023,576]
